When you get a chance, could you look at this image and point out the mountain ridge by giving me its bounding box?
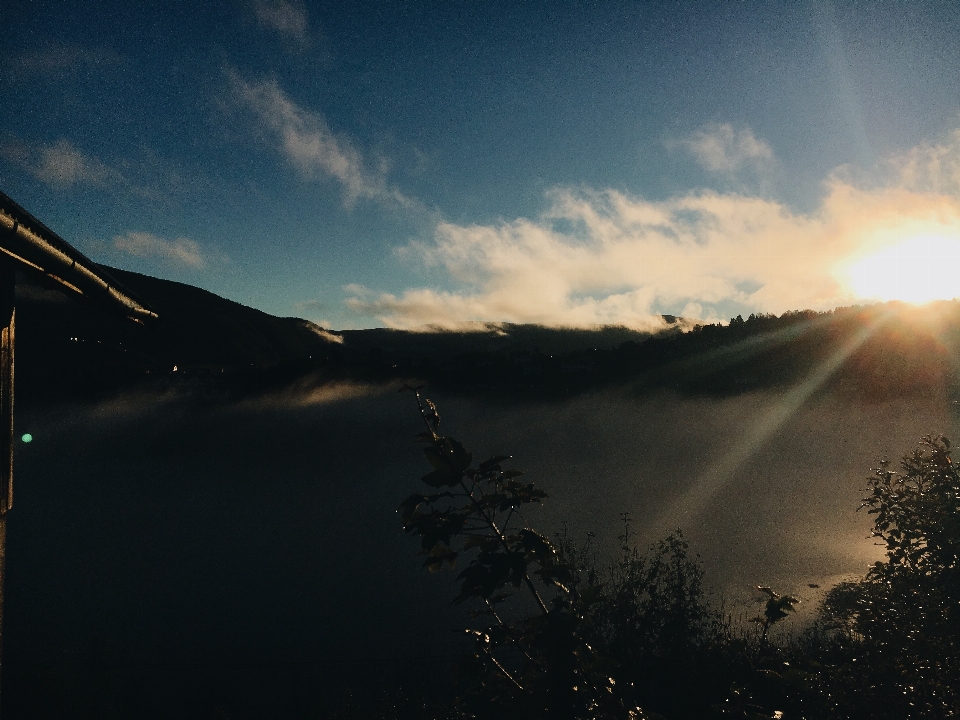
[14,266,960,404]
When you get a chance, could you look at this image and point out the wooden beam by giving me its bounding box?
[0,253,13,512]
[0,251,13,716]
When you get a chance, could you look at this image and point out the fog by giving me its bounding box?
[5,381,955,714]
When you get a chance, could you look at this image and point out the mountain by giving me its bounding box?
[14,265,960,404]
[15,266,339,400]
[13,266,673,401]
[338,321,673,360]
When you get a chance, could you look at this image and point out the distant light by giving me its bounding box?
[21,434,32,443]
[846,233,960,304]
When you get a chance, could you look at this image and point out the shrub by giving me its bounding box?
[813,435,960,718]
[398,386,637,720]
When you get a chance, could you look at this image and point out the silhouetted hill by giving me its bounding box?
[15,266,340,401]
[13,265,960,404]
[337,322,674,360]
[331,304,960,402]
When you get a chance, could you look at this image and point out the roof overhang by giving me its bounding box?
[0,190,157,324]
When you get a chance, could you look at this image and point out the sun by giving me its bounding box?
[845,233,960,305]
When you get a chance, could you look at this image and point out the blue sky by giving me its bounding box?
[3,0,960,329]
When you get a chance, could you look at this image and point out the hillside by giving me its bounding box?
[13,266,960,404]
[14,266,339,400]
[336,304,960,402]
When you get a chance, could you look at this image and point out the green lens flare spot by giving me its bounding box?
[21,434,32,443]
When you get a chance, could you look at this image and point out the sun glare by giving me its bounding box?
[846,234,960,305]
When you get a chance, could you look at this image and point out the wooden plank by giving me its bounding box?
[0,251,12,717]
[0,253,12,513]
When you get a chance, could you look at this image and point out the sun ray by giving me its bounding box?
[623,313,834,395]
[646,311,890,538]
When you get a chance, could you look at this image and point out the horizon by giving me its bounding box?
[80,260,960,336]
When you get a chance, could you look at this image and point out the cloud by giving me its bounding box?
[253,0,310,47]
[885,127,960,195]
[301,320,344,344]
[294,299,327,316]
[347,132,960,330]
[35,140,119,188]
[1,138,122,189]
[111,232,208,269]
[677,123,774,174]
[228,73,408,207]
[1,134,211,203]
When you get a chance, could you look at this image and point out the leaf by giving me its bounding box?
[398,490,457,523]
[454,550,528,603]
[463,535,497,551]
[423,437,472,474]
[421,468,463,488]
[398,493,426,523]
[519,528,558,563]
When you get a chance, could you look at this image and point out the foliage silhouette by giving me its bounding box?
[808,434,960,719]
[574,522,730,719]
[751,587,800,643]
[399,393,960,720]
[398,385,640,720]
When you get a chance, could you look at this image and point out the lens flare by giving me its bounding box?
[846,234,960,304]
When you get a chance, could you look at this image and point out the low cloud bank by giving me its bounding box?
[22,382,935,646]
[349,128,960,330]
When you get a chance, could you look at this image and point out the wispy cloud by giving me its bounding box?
[294,299,326,316]
[885,127,960,195]
[1,133,214,204]
[676,123,774,174]
[1,138,122,189]
[111,232,208,269]
[36,139,120,188]
[347,130,960,329]
[301,319,344,343]
[253,0,310,47]
[228,73,409,208]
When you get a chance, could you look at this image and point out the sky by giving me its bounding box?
[3,0,960,330]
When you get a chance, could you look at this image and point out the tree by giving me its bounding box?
[816,435,960,718]
[397,386,639,720]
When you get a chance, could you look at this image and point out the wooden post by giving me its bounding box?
[0,253,15,717]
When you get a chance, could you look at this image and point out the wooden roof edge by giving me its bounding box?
[0,190,158,324]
